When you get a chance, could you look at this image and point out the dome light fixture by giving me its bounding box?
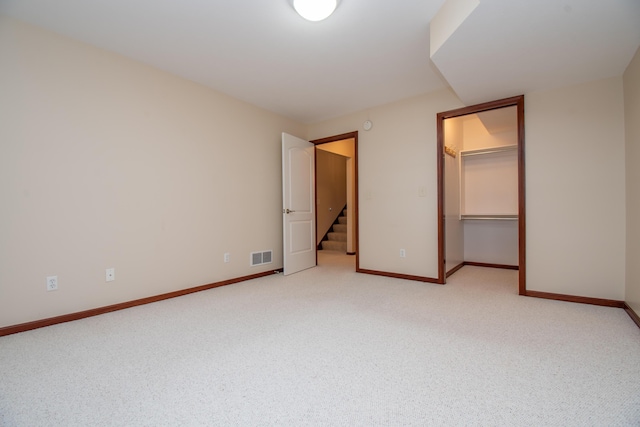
[293,0,338,22]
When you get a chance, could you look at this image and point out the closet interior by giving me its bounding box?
[444,105,519,276]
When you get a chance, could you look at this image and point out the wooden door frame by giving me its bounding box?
[310,131,359,271]
[436,95,526,294]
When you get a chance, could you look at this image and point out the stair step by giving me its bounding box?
[327,232,347,242]
[338,216,347,225]
[321,240,347,252]
[333,223,347,233]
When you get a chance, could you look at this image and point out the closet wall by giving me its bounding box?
[444,118,464,273]
[445,106,519,271]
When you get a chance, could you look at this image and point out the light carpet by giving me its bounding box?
[1,251,639,426]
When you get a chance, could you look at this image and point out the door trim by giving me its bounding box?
[310,131,359,271]
[436,95,526,294]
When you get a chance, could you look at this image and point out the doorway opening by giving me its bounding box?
[311,131,359,271]
[437,96,525,294]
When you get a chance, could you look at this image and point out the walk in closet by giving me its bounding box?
[444,105,519,275]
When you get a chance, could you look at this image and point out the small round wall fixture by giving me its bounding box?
[293,0,338,22]
[363,120,373,131]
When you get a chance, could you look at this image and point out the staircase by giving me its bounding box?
[320,208,348,252]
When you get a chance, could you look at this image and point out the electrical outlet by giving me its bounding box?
[224,253,230,263]
[46,276,58,291]
[400,249,406,258]
[106,268,115,282]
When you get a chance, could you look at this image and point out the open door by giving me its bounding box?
[282,132,316,275]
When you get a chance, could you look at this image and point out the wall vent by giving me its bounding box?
[250,250,273,267]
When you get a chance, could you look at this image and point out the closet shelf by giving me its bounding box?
[460,214,518,220]
[460,145,517,157]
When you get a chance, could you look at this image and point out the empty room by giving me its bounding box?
[1,0,640,425]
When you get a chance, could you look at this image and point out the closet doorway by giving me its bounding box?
[436,96,525,294]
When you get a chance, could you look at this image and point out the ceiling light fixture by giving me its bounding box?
[293,0,338,22]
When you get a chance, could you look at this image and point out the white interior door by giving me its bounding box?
[282,132,316,275]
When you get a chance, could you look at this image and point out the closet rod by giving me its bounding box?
[460,214,518,220]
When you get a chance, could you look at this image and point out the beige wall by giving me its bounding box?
[526,77,627,300]
[624,47,640,312]
[0,16,306,327]
[309,90,464,278]
[310,77,628,299]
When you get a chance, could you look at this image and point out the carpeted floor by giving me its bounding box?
[1,251,639,426]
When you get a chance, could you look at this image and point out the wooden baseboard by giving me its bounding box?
[524,290,625,308]
[0,269,283,337]
[463,261,519,271]
[357,268,442,284]
[624,303,640,329]
[446,262,465,278]
[6,267,632,336]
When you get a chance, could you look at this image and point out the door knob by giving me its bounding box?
[284,208,296,214]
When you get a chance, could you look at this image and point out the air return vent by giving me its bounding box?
[250,250,273,267]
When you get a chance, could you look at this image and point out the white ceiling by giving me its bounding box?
[1,0,639,124]
[430,0,640,106]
